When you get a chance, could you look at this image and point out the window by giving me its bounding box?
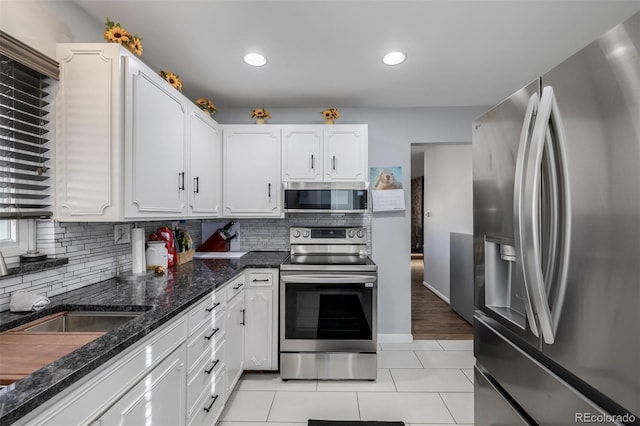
[0,219,32,260]
[0,31,58,261]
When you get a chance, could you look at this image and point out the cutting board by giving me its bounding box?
[193,251,247,259]
[0,332,104,385]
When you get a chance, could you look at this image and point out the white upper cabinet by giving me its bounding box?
[124,57,187,218]
[55,43,222,221]
[188,108,221,217]
[222,126,282,218]
[281,126,323,181]
[56,44,125,221]
[323,125,368,181]
[281,125,368,182]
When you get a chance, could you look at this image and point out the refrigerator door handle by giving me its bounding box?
[521,86,572,345]
[514,92,540,339]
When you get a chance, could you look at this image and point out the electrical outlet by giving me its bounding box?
[114,224,131,244]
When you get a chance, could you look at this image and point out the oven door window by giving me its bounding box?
[285,283,373,340]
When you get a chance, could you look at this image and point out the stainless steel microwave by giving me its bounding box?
[283,182,368,213]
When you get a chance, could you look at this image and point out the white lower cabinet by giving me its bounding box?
[17,270,273,426]
[188,368,227,426]
[96,343,188,426]
[20,317,188,426]
[244,269,279,370]
[225,275,246,394]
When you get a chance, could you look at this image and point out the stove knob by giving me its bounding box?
[356,230,365,238]
[292,230,301,238]
[302,230,310,238]
[348,230,355,238]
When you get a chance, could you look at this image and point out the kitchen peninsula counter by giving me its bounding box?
[0,251,288,425]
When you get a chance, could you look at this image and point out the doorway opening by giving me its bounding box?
[410,143,473,340]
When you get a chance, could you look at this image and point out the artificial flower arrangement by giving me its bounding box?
[104,18,143,56]
[322,107,340,123]
[251,108,271,123]
[160,70,183,92]
[196,98,217,115]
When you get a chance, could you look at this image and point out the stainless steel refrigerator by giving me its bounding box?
[472,11,639,426]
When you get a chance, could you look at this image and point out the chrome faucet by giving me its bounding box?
[0,250,8,277]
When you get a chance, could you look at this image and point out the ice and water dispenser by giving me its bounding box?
[484,239,530,329]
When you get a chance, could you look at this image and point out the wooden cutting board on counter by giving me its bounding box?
[0,332,104,385]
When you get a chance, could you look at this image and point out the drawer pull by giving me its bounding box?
[204,359,220,375]
[203,394,219,413]
[205,302,221,313]
[252,278,270,282]
[204,328,219,340]
[232,282,244,290]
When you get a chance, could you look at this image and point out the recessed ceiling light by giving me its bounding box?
[243,53,267,67]
[382,51,407,66]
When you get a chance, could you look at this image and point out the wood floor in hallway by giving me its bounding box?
[411,258,473,340]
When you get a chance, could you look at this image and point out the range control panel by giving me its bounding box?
[290,227,367,244]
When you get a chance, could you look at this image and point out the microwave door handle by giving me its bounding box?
[514,92,540,338]
[522,86,572,345]
[281,275,376,285]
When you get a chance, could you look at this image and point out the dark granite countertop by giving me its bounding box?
[0,251,288,425]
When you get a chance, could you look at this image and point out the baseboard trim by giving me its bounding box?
[423,281,450,304]
[377,334,413,343]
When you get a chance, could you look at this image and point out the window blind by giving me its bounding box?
[0,32,57,219]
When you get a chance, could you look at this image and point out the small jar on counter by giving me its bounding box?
[146,241,168,269]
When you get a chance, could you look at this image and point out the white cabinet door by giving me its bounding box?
[55,44,125,221]
[281,126,323,181]
[96,343,187,426]
[224,292,245,394]
[222,127,281,217]
[323,125,368,181]
[244,288,273,370]
[125,59,187,218]
[189,108,221,217]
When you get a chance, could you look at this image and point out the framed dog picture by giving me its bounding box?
[370,166,403,190]
[370,166,405,212]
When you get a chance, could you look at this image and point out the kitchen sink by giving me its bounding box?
[12,311,143,333]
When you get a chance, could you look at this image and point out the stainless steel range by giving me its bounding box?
[279,226,377,380]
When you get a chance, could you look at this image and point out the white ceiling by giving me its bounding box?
[73,0,640,108]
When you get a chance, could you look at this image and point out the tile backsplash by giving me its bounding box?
[0,214,370,312]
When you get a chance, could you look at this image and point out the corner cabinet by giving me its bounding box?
[55,43,222,221]
[281,124,368,182]
[222,126,282,217]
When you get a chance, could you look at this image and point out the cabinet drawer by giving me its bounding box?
[226,274,245,301]
[248,271,274,287]
[187,340,225,417]
[188,290,225,334]
[188,367,227,426]
[187,314,226,370]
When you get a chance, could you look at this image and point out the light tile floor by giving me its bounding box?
[218,340,474,426]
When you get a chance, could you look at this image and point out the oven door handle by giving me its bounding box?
[282,275,376,284]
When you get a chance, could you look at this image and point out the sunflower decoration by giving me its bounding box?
[321,108,340,124]
[160,70,183,92]
[104,18,143,56]
[196,98,217,116]
[251,108,271,124]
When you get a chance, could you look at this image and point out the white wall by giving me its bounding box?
[422,144,473,302]
[216,107,487,338]
[1,0,102,58]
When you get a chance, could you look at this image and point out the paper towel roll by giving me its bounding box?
[132,228,146,274]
